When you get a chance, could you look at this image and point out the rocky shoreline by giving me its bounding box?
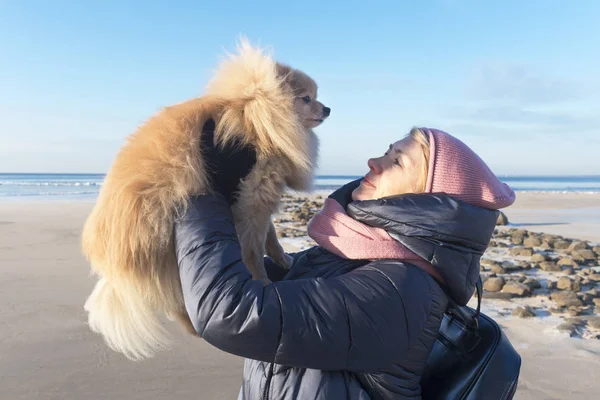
[481,227,600,339]
[273,193,323,244]
[273,195,600,340]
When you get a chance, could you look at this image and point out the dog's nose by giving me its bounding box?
[323,107,331,117]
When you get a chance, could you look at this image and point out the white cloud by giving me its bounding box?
[421,63,600,175]
[441,63,600,136]
[464,63,590,105]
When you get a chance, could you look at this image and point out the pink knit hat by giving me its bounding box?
[422,128,516,210]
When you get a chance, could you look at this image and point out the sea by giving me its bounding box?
[1,173,600,201]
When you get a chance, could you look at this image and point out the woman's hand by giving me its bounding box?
[200,119,257,205]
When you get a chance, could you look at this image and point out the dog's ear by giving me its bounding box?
[213,51,312,174]
[275,63,293,79]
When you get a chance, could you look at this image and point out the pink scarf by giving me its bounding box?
[307,198,445,283]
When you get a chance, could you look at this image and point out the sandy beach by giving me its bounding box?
[1,192,599,399]
[505,192,600,243]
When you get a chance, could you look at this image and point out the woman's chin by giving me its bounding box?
[351,185,372,201]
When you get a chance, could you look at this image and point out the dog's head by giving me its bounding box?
[207,40,327,173]
[277,64,330,130]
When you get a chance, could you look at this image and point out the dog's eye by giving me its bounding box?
[302,96,311,104]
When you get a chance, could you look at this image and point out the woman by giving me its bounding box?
[174,127,515,399]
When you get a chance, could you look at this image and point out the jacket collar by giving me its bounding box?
[347,193,498,305]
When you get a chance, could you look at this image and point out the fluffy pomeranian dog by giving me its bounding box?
[81,39,330,360]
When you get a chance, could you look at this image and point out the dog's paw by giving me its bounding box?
[268,251,294,270]
[280,253,294,270]
[261,277,272,286]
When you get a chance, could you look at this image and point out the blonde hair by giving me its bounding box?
[408,127,431,193]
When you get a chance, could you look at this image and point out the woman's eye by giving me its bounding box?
[394,158,402,166]
[302,96,311,104]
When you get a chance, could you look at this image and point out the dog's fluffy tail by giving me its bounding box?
[84,276,170,361]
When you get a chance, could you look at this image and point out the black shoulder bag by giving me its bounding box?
[420,278,522,400]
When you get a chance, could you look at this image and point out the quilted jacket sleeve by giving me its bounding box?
[174,194,436,372]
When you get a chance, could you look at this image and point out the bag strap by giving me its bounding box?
[445,277,482,330]
[475,277,482,316]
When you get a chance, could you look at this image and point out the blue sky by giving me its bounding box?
[1,1,598,176]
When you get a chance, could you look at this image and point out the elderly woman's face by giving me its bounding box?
[352,137,427,201]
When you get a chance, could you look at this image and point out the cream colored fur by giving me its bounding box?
[81,39,326,360]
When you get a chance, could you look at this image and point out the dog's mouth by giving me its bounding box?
[312,119,324,123]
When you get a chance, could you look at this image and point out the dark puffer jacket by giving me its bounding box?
[174,184,498,399]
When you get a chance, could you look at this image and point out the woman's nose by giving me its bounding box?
[367,158,382,174]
